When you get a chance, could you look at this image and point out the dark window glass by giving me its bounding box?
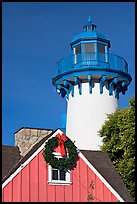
[75,44,81,54]
[60,170,66,181]
[84,43,95,53]
[87,25,91,31]
[52,168,66,181]
[52,169,58,180]
[98,43,106,53]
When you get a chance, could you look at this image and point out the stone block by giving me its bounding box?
[18,140,23,146]
[17,128,25,136]
[25,135,31,139]
[31,129,38,137]
[41,130,52,136]
[29,136,38,144]
[19,142,31,156]
[23,136,26,140]
[37,130,42,137]
[14,128,52,156]
[24,129,31,136]
[41,130,49,135]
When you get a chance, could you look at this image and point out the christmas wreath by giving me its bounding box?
[43,133,78,171]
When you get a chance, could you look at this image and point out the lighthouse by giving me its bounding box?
[52,17,132,150]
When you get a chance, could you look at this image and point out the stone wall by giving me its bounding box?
[15,128,53,156]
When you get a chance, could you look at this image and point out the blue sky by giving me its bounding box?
[2,2,135,145]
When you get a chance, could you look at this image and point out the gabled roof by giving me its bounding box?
[71,30,109,43]
[2,129,134,202]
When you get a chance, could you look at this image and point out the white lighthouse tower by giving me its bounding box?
[52,18,132,150]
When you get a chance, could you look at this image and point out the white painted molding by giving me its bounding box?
[47,181,72,185]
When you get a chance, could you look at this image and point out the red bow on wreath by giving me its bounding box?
[56,133,67,157]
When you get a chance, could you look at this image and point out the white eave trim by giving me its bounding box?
[2,129,63,189]
[79,152,125,202]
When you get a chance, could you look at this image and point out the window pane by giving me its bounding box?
[87,25,91,31]
[75,44,81,54]
[60,170,66,181]
[52,169,58,180]
[84,43,95,53]
[98,43,106,53]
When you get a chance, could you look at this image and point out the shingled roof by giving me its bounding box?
[2,145,22,180]
[2,130,134,202]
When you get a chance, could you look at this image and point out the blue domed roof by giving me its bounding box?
[70,17,111,48]
[71,30,109,42]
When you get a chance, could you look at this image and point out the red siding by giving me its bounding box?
[30,156,39,201]
[3,181,13,202]
[22,164,30,201]
[38,151,48,201]
[64,182,72,202]
[2,148,119,202]
[56,185,65,202]
[103,184,112,202]
[95,176,104,202]
[47,185,55,202]
[111,193,119,202]
[87,165,96,202]
[72,156,80,201]
[79,157,88,202]
[12,173,21,202]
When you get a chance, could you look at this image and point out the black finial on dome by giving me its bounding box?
[83,16,97,31]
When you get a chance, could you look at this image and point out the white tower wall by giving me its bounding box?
[66,82,118,150]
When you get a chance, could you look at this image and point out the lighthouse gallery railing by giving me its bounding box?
[56,52,128,75]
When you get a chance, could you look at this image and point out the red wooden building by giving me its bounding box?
[2,128,134,202]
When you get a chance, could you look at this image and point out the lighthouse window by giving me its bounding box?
[98,43,106,53]
[84,43,95,53]
[74,44,81,54]
[87,25,92,31]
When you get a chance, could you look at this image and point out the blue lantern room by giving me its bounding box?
[52,17,132,99]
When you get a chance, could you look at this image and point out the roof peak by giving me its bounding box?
[83,16,97,31]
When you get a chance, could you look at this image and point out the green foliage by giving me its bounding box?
[98,97,135,199]
[43,136,78,171]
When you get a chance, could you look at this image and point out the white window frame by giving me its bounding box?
[97,42,108,63]
[47,152,72,185]
[73,44,82,64]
